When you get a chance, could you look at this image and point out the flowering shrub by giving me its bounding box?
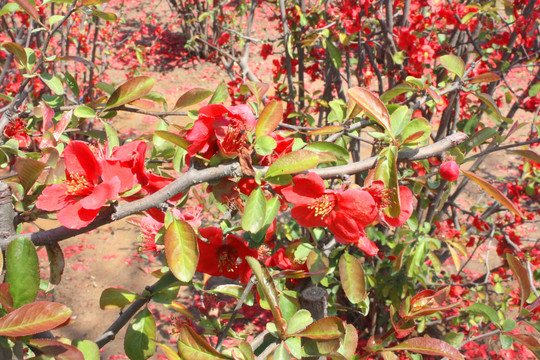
[0,0,538,359]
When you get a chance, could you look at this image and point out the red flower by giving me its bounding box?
[184,104,256,160]
[364,181,414,227]
[196,227,258,283]
[3,118,31,148]
[281,173,379,255]
[36,141,121,229]
[440,160,460,181]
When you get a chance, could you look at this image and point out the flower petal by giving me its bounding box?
[199,227,224,246]
[79,177,120,210]
[281,172,326,205]
[328,211,361,242]
[384,186,414,227]
[36,183,70,211]
[63,141,101,184]
[291,205,325,227]
[57,202,100,229]
[338,189,378,227]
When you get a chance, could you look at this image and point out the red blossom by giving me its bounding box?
[440,160,460,181]
[3,118,31,148]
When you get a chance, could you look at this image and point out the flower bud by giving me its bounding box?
[440,160,460,181]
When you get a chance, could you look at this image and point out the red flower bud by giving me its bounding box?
[440,160,460,181]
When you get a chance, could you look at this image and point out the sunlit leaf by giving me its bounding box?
[390,106,411,138]
[294,317,345,340]
[242,187,266,233]
[374,146,400,217]
[348,87,392,135]
[157,343,181,360]
[72,340,100,360]
[165,219,199,282]
[264,150,319,179]
[5,237,39,308]
[467,72,501,84]
[99,288,140,310]
[286,309,313,334]
[273,342,291,360]
[104,76,155,110]
[177,324,230,359]
[506,253,532,311]
[2,42,27,69]
[467,303,499,324]
[386,337,464,360]
[304,125,344,136]
[461,170,524,218]
[154,130,189,150]
[440,55,465,79]
[0,301,71,337]
[14,158,47,194]
[29,339,84,360]
[74,105,96,119]
[39,73,65,95]
[339,252,366,304]
[83,0,111,6]
[246,82,269,106]
[380,84,417,103]
[399,117,431,146]
[0,284,14,311]
[173,88,213,110]
[255,100,283,138]
[92,9,117,21]
[209,82,228,104]
[124,307,156,360]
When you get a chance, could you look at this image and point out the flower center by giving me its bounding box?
[217,246,239,273]
[308,194,336,219]
[65,173,93,196]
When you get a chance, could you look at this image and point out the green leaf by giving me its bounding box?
[13,0,43,26]
[104,76,155,110]
[286,309,313,335]
[177,324,230,359]
[502,318,516,332]
[124,307,156,360]
[348,87,392,136]
[254,135,277,156]
[209,82,228,104]
[246,82,269,106]
[0,301,72,337]
[74,105,96,118]
[294,317,345,340]
[255,100,283,138]
[386,338,464,360]
[39,73,64,95]
[242,187,267,233]
[154,130,189,150]
[45,243,65,291]
[374,146,400,218]
[509,149,540,164]
[246,257,287,337]
[463,127,496,153]
[2,42,28,69]
[380,84,417,103]
[250,196,280,246]
[339,252,366,304]
[325,40,342,69]
[443,332,465,348]
[165,219,199,282]
[157,343,182,360]
[471,93,502,119]
[398,117,431,145]
[273,343,291,360]
[506,253,532,311]
[390,105,411,138]
[5,237,39,308]
[173,88,213,110]
[72,340,100,360]
[28,339,84,360]
[500,334,514,350]
[264,150,319,179]
[92,9,117,21]
[440,55,465,79]
[304,142,348,161]
[461,170,524,218]
[99,288,140,309]
[467,303,499,324]
[14,158,46,194]
[101,120,119,155]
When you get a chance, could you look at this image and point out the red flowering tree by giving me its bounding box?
[0,0,538,359]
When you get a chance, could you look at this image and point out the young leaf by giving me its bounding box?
[286,309,313,335]
[209,82,228,104]
[440,55,465,79]
[348,87,392,136]
[74,105,96,119]
[242,187,267,233]
[0,284,13,310]
[374,146,400,218]
[386,337,464,360]
[13,0,44,27]
[467,303,499,324]
[29,339,84,360]
[264,150,319,179]
[390,106,411,138]
[104,76,155,110]
[39,73,65,95]
[0,301,72,337]
[99,288,140,309]
[5,237,39,308]
[246,257,287,337]
[157,343,181,360]
[46,243,65,291]
[72,340,100,360]
[293,317,345,340]
[173,88,213,110]
[2,42,28,69]
[461,170,524,218]
[246,81,270,106]
[339,252,366,304]
[273,343,291,360]
[506,253,532,311]
[154,130,190,150]
[255,100,283,138]
[165,219,199,282]
[14,158,47,194]
[177,324,230,359]
[124,307,156,360]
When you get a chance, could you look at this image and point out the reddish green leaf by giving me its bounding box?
[440,55,465,79]
[177,324,230,359]
[286,309,313,335]
[339,252,366,304]
[165,219,199,282]
[209,82,228,104]
[510,149,540,164]
[374,146,400,218]
[5,237,39,308]
[82,0,111,6]
[173,88,213,110]
[246,81,269,106]
[0,301,71,337]
[92,9,117,22]
[154,130,189,150]
[13,0,43,26]
[104,76,155,110]
[255,100,283,138]
[246,257,287,337]
[242,187,266,233]
[294,317,344,339]
[348,87,392,135]
[339,323,359,358]
[236,341,255,360]
[54,109,73,141]
[157,343,181,360]
[124,307,156,360]
[99,288,140,309]
[471,93,502,119]
[29,339,84,360]
[273,343,291,360]
[72,340,100,360]
[461,170,524,218]
[304,125,344,136]
[0,283,14,311]
[14,158,46,195]
[386,337,464,360]
[399,117,431,146]
[306,250,329,285]
[2,42,27,69]
[506,253,532,311]
[46,243,65,291]
[467,72,500,84]
[507,334,540,351]
[264,150,319,179]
